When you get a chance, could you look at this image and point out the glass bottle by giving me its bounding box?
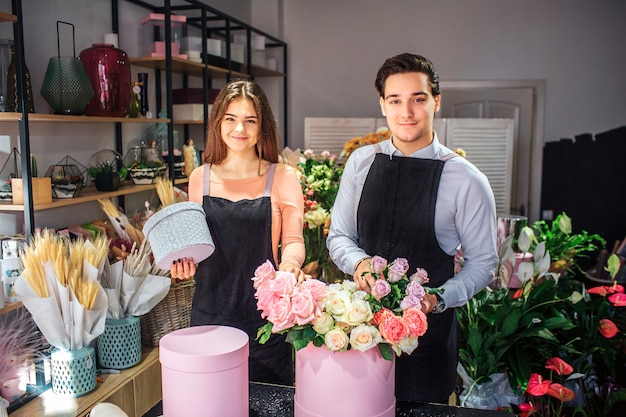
[5,45,35,113]
[128,81,142,118]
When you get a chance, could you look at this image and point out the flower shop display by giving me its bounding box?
[13,232,109,397]
[296,149,344,280]
[0,309,42,412]
[95,196,172,366]
[253,256,431,417]
[457,210,626,416]
[516,357,584,417]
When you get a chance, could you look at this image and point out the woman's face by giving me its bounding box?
[220,98,260,155]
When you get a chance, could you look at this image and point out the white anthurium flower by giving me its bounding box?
[517,227,535,253]
[516,261,535,284]
[558,213,572,235]
[498,235,515,261]
[533,242,551,277]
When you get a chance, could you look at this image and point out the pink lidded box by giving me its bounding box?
[159,325,249,417]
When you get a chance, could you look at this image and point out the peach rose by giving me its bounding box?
[403,308,428,337]
[378,314,410,345]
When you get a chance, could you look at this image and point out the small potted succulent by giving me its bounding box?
[88,150,127,192]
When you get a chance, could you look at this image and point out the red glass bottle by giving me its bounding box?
[79,43,131,117]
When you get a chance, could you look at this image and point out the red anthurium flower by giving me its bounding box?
[599,318,619,338]
[608,293,626,307]
[587,286,609,295]
[609,283,624,294]
[518,402,537,417]
[547,383,576,402]
[513,288,524,299]
[526,373,551,396]
[545,357,573,376]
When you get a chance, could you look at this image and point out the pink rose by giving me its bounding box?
[252,260,275,289]
[301,278,328,302]
[405,281,426,298]
[370,256,388,274]
[255,288,280,318]
[268,271,296,297]
[378,314,410,345]
[409,267,429,285]
[400,295,422,311]
[267,295,295,332]
[290,288,317,325]
[371,279,391,300]
[403,308,428,337]
[387,258,409,282]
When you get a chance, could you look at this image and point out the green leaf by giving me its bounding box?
[378,343,394,361]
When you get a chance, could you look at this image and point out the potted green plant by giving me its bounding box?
[88,150,127,192]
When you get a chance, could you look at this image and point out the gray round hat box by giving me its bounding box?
[143,202,215,270]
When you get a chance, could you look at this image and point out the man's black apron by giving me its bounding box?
[190,163,293,385]
[357,150,457,403]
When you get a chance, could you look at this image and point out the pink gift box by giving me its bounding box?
[159,325,249,417]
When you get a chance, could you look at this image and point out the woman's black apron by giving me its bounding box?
[190,163,293,385]
[357,150,457,403]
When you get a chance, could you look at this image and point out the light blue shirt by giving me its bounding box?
[327,134,498,309]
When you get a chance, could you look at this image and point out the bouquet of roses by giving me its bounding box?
[253,256,431,360]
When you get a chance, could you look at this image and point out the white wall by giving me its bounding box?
[282,0,626,149]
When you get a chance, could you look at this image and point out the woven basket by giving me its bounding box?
[140,279,195,347]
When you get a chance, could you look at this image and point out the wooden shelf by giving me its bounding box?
[0,300,23,315]
[9,346,161,417]
[130,55,249,79]
[0,11,17,22]
[0,113,168,123]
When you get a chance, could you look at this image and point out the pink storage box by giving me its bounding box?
[160,325,249,417]
[295,343,396,417]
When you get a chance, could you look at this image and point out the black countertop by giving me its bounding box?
[248,382,515,417]
[144,382,514,417]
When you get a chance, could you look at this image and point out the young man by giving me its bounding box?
[327,53,498,403]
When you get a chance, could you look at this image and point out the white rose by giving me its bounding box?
[312,312,334,334]
[397,336,419,355]
[349,324,381,352]
[342,298,373,326]
[325,290,352,316]
[341,280,358,292]
[325,328,349,351]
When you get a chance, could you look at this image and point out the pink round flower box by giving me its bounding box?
[159,325,249,417]
[295,343,396,417]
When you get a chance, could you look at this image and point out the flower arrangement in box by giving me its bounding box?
[254,255,432,360]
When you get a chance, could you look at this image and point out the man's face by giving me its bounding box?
[379,72,440,155]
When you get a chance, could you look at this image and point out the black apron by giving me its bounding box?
[191,163,293,385]
[357,149,457,403]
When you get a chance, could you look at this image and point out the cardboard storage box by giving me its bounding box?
[173,104,211,121]
[11,177,52,205]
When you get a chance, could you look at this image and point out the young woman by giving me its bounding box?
[171,80,305,385]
